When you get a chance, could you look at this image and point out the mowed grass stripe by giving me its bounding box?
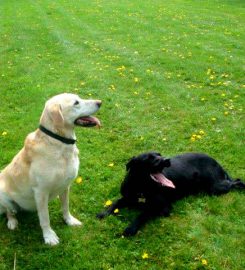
[0,1,245,269]
[1,1,244,169]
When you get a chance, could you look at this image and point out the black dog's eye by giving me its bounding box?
[74,100,79,105]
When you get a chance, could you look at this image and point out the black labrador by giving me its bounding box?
[97,152,244,236]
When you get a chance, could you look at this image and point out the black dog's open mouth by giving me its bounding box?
[150,173,175,189]
[74,116,101,127]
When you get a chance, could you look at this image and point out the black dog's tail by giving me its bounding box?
[212,175,245,195]
[231,179,245,190]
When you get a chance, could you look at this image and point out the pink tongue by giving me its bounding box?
[151,173,176,189]
[77,116,101,127]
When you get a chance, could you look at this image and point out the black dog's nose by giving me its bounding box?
[96,100,102,108]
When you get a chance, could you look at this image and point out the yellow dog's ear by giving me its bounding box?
[40,102,64,129]
[49,103,64,128]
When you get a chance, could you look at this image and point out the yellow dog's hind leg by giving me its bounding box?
[7,210,18,230]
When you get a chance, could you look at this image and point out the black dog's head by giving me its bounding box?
[125,152,175,189]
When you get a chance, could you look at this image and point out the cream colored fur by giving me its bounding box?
[0,93,101,245]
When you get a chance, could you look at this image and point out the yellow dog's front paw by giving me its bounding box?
[64,215,82,226]
[43,228,59,246]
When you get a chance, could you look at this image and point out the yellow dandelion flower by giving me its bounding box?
[108,163,114,167]
[211,117,217,122]
[134,77,139,83]
[199,130,205,135]
[196,135,202,139]
[142,252,149,259]
[109,84,116,90]
[201,97,206,101]
[201,259,208,266]
[224,111,229,116]
[117,65,126,71]
[207,69,212,75]
[114,208,119,214]
[190,135,197,142]
[2,131,7,136]
[105,200,112,207]
[75,176,83,184]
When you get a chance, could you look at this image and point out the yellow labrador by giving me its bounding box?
[0,93,101,245]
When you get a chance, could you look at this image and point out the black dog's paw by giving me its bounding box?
[96,211,107,219]
[123,226,138,237]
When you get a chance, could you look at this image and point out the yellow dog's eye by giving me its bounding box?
[74,100,79,105]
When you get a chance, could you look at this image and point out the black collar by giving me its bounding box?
[39,125,76,145]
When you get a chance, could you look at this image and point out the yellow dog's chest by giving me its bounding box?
[46,149,79,197]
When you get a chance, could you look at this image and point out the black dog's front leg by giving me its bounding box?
[123,210,154,237]
[123,203,171,237]
[96,197,129,219]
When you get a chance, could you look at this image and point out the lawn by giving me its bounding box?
[0,0,245,269]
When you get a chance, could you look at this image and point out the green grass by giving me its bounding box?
[0,0,245,269]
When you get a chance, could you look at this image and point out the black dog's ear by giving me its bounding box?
[163,158,171,167]
[126,156,136,171]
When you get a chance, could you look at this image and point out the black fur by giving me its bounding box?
[97,152,244,236]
